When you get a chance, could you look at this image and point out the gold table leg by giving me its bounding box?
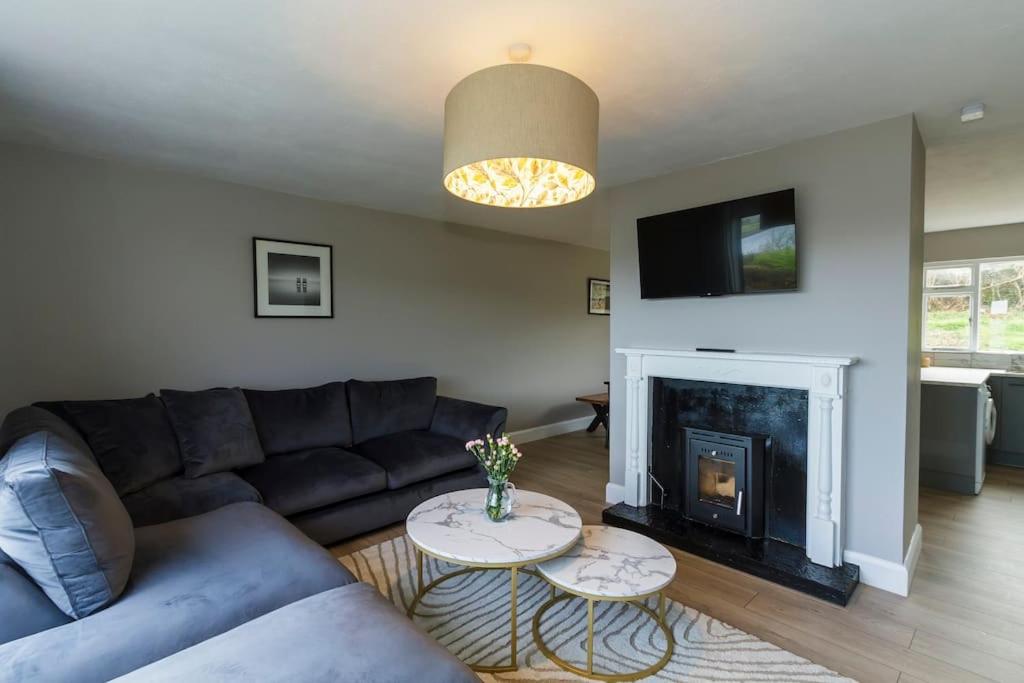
[587,598,595,675]
[406,562,538,673]
[532,590,675,682]
[510,566,518,669]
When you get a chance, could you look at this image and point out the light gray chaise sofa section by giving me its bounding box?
[0,395,481,682]
[113,582,475,683]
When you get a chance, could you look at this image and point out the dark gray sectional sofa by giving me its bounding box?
[0,376,503,681]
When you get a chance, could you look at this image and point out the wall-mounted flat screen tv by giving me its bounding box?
[637,189,797,298]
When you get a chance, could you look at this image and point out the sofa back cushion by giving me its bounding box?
[31,401,82,437]
[58,395,182,496]
[3,403,91,459]
[244,382,352,455]
[161,388,265,478]
[347,377,437,444]
[121,472,262,528]
[0,407,135,619]
[0,549,72,645]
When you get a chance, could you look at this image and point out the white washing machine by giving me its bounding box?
[983,384,998,446]
[976,383,997,493]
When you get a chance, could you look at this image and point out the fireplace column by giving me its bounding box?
[808,366,845,567]
[624,353,647,506]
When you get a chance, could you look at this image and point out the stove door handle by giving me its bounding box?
[736,489,743,516]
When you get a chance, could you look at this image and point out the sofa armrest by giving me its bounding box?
[430,396,508,442]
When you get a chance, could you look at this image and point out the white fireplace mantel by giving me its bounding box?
[616,347,858,567]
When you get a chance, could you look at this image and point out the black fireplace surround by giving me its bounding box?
[603,377,859,605]
[650,378,807,546]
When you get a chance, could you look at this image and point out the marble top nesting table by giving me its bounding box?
[534,525,677,681]
[405,488,582,673]
[406,488,582,566]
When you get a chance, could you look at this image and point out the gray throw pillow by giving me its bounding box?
[63,395,183,496]
[0,409,135,619]
[161,388,265,478]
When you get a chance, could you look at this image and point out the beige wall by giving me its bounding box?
[607,116,922,565]
[924,222,1024,262]
[0,142,609,430]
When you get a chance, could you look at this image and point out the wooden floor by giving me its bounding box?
[331,431,1024,682]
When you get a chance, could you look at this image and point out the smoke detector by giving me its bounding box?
[508,43,532,62]
[960,102,985,123]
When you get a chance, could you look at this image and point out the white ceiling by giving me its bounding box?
[2,1,1023,249]
[925,123,1024,232]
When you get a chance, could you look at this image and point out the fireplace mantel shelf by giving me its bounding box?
[615,346,857,568]
[614,348,858,368]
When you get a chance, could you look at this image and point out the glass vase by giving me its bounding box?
[485,477,516,522]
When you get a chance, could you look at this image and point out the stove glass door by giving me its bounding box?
[697,455,736,509]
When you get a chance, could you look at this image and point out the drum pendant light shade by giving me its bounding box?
[443,64,599,208]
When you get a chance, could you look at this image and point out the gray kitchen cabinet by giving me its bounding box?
[990,375,1024,466]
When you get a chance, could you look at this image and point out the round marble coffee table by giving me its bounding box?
[405,488,582,673]
[533,525,676,681]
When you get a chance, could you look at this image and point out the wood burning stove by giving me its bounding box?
[683,428,766,538]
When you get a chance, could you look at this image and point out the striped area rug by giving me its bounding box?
[339,535,854,682]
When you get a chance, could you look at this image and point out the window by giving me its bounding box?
[925,294,972,349]
[925,266,971,289]
[923,258,1024,353]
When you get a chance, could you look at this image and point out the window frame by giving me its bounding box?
[923,256,1024,354]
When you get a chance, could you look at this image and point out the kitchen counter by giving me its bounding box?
[921,367,999,387]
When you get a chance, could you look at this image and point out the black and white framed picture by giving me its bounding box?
[588,277,610,315]
[253,238,333,318]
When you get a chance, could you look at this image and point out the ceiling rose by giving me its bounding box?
[442,60,599,209]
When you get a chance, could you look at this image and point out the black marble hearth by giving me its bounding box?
[603,503,860,606]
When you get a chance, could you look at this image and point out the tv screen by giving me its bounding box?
[637,189,797,298]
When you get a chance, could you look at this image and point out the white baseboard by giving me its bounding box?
[903,523,923,595]
[843,523,922,597]
[605,482,626,504]
[509,416,593,444]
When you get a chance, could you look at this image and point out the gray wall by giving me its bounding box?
[0,142,609,429]
[923,222,1024,262]
[607,116,921,564]
[903,121,925,555]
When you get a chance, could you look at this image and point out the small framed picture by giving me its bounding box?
[588,278,610,315]
[253,238,333,318]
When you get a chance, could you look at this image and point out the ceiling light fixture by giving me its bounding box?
[442,45,599,209]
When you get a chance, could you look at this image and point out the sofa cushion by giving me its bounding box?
[0,502,356,683]
[121,472,262,527]
[239,447,385,516]
[161,388,265,477]
[61,395,182,496]
[2,404,91,460]
[243,382,352,455]
[0,550,72,646]
[292,465,488,546]
[0,408,135,619]
[29,401,85,441]
[348,377,438,443]
[354,430,477,489]
[112,582,478,683]
[430,395,509,442]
